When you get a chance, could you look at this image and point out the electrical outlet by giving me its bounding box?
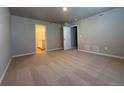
[92,46,99,52]
[80,35,82,38]
[105,47,108,50]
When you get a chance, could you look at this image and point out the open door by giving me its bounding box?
[63,26,71,50]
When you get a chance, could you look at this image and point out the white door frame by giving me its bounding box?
[70,25,79,50]
[35,24,47,53]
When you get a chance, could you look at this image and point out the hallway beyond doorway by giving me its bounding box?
[35,24,46,54]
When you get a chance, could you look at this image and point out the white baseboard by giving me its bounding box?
[12,52,35,58]
[47,48,63,52]
[78,49,124,60]
[0,58,12,84]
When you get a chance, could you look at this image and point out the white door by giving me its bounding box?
[63,26,71,50]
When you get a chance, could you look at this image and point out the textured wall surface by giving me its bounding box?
[0,8,11,80]
[71,8,124,57]
[11,15,63,56]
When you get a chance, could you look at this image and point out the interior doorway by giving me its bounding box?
[35,24,46,53]
[71,26,78,49]
[63,26,78,50]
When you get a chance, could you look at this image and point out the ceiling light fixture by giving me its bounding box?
[63,7,68,12]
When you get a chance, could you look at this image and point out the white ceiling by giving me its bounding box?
[9,7,115,24]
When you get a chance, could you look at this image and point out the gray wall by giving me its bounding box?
[11,15,63,56]
[71,8,124,57]
[0,8,11,80]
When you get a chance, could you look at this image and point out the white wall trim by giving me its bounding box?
[47,48,63,52]
[78,49,124,60]
[0,58,12,84]
[12,52,35,58]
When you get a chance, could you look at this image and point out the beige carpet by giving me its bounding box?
[1,49,124,86]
